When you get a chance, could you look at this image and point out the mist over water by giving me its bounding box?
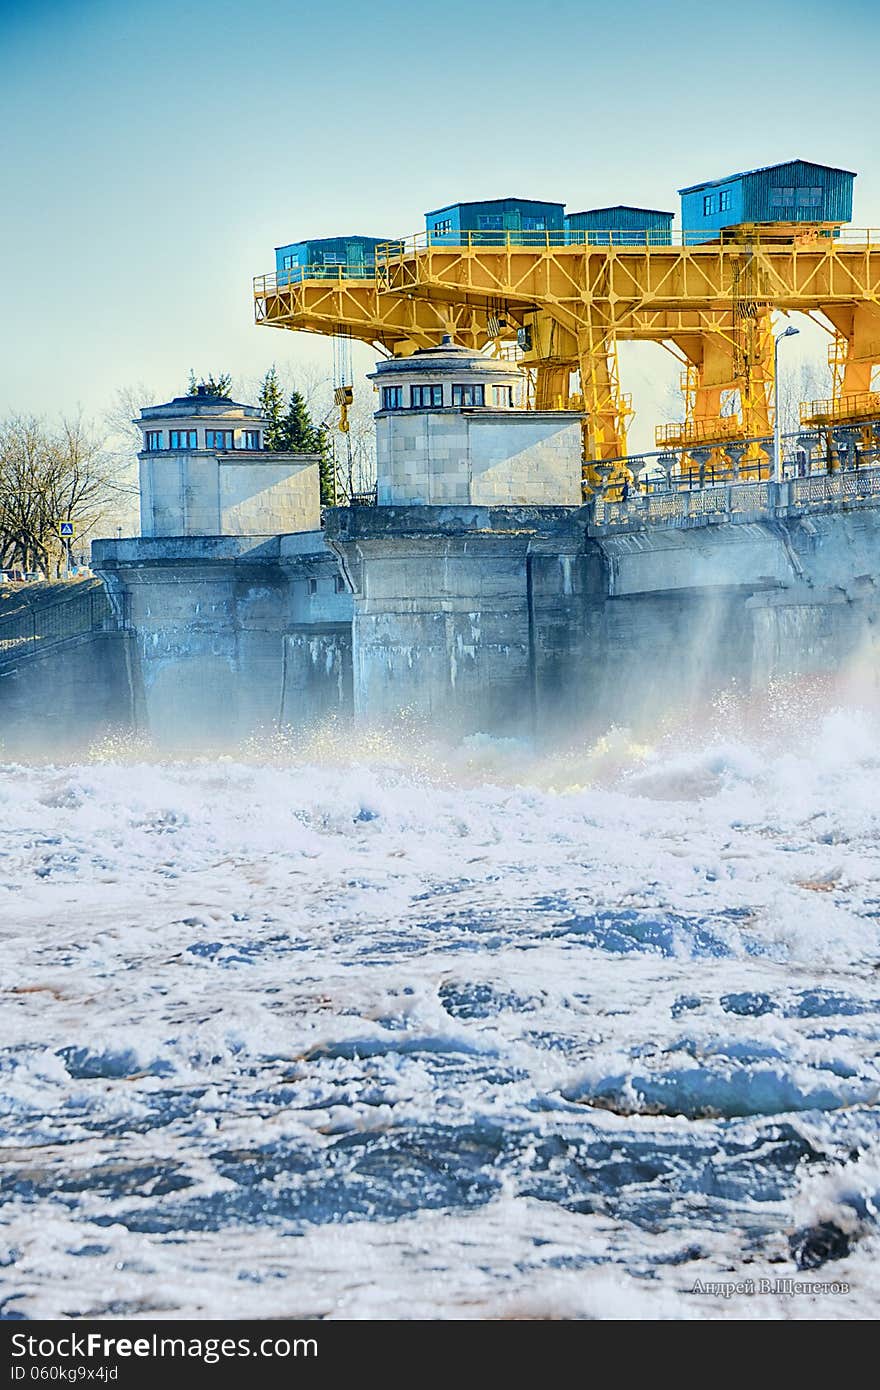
[2,681,880,1319]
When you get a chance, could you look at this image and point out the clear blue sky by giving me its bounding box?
[2,0,878,445]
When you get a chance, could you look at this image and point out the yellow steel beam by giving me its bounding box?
[375,233,880,322]
[255,231,880,469]
[253,271,502,353]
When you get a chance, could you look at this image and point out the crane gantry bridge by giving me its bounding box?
[253,222,880,490]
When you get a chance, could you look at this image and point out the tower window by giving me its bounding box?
[411,384,443,408]
[241,430,261,450]
[452,383,485,407]
[382,386,404,410]
[493,385,513,407]
[308,577,317,595]
[144,430,163,451]
[206,429,234,450]
[169,429,197,449]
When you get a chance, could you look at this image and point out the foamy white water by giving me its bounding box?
[1,702,879,1319]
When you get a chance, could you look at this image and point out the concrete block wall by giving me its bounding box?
[140,455,320,538]
[376,413,583,508]
[219,460,320,536]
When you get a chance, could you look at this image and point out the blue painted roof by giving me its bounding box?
[679,159,856,195]
[425,196,565,217]
[566,204,674,218]
[274,235,384,252]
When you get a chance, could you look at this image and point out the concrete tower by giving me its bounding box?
[369,340,583,507]
[136,387,321,537]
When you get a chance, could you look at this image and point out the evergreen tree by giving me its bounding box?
[187,371,232,397]
[281,391,335,504]
[258,366,285,451]
[262,381,336,506]
[279,390,319,453]
[315,423,335,507]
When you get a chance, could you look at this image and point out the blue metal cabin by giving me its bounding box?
[424,198,565,244]
[679,160,855,244]
[565,205,674,246]
[274,235,388,279]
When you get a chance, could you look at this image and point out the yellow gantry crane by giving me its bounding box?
[254,220,880,492]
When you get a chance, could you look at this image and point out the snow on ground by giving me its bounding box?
[1,698,879,1319]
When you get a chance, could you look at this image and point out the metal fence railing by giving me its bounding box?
[592,463,880,529]
[0,584,126,668]
[254,227,880,297]
[375,227,880,260]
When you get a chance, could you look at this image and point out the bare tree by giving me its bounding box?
[101,383,156,538]
[0,414,137,576]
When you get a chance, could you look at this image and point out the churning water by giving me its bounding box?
[1,695,879,1319]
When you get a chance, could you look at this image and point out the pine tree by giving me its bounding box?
[279,392,335,505]
[187,371,232,397]
[315,423,335,507]
[261,382,335,506]
[259,366,285,451]
[278,390,317,452]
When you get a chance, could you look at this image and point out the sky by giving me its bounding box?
[1,0,878,451]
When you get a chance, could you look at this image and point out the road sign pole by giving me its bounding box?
[58,521,75,577]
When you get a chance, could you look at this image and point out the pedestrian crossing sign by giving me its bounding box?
[59,521,74,538]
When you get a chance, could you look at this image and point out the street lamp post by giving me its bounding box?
[773,325,800,483]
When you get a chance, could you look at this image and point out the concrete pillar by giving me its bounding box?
[92,534,352,748]
[325,505,591,737]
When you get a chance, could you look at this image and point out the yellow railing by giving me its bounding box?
[254,265,377,296]
[655,416,744,447]
[375,226,880,262]
[800,392,880,425]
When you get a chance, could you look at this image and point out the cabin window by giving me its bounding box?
[205,429,234,450]
[798,186,823,207]
[144,430,163,451]
[281,254,296,270]
[169,430,197,449]
[410,384,443,408]
[521,216,546,231]
[382,386,404,410]
[477,215,504,230]
[719,189,732,212]
[770,186,796,207]
[452,383,485,407]
[703,193,717,216]
[433,218,453,235]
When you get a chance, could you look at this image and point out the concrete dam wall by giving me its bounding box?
[4,474,877,752]
[77,480,880,749]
